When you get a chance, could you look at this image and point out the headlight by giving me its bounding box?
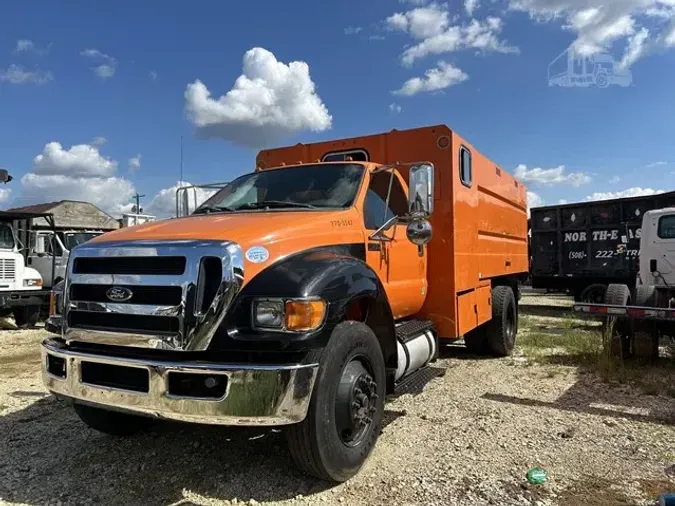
[24,279,43,287]
[252,298,327,332]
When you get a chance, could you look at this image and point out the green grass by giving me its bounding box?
[518,317,675,398]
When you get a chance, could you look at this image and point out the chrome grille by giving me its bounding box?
[62,240,244,351]
[0,258,16,281]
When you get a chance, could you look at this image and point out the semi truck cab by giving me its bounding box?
[41,125,529,482]
[0,221,46,327]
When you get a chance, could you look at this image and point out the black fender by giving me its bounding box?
[209,244,398,377]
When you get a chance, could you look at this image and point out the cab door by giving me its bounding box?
[362,169,427,319]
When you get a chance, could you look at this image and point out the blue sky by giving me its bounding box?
[1,0,675,217]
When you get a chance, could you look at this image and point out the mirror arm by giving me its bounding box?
[369,215,399,242]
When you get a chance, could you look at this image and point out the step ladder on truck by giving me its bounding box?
[573,207,675,360]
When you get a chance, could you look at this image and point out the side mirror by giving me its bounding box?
[408,163,434,218]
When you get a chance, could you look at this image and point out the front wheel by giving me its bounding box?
[286,321,386,483]
[14,305,40,328]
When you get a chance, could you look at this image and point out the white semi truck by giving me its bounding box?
[573,207,675,359]
[0,211,54,327]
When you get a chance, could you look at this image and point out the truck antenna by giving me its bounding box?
[180,135,184,185]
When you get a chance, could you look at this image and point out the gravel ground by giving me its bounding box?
[1,292,674,506]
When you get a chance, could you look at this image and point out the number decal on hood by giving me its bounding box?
[245,246,270,264]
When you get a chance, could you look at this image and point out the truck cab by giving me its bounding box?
[41,125,529,482]
[637,207,675,291]
[0,220,46,327]
[29,229,103,288]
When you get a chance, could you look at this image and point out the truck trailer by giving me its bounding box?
[530,191,675,302]
[41,124,529,482]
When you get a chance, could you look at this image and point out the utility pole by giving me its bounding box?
[131,193,146,214]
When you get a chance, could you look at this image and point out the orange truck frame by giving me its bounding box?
[41,124,528,483]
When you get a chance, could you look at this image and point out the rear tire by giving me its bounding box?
[485,285,517,357]
[633,285,660,361]
[285,321,386,483]
[602,284,632,358]
[73,403,155,436]
[579,284,607,304]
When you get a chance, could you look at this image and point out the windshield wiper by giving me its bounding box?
[236,200,318,210]
[192,205,235,215]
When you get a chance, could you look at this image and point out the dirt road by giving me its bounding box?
[1,293,673,506]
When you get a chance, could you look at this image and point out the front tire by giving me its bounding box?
[73,403,155,436]
[286,321,386,483]
[14,305,40,328]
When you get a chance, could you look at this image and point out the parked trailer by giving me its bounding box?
[573,207,675,360]
[530,191,675,303]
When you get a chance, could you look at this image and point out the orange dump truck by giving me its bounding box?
[41,124,528,482]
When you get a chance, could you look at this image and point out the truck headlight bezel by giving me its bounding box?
[251,297,327,333]
[23,278,43,287]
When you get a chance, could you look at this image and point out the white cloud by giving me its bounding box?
[32,142,117,178]
[184,47,332,149]
[369,35,386,41]
[17,140,135,216]
[344,26,363,35]
[527,191,545,216]
[19,174,135,216]
[149,71,158,81]
[585,187,665,202]
[393,61,469,95]
[0,186,12,205]
[387,4,451,39]
[146,181,219,218]
[514,164,592,187]
[91,136,107,147]
[558,199,568,204]
[386,3,519,67]
[619,27,650,70]
[509,0,675,66]
[94,64,116,79]
[0,64,53,85]
[81,48,118,79]
[389,103,403,113]
[465,0,480,16]
[402,16,518,66]
[645,160,668,168]
[128,154,141,173]
[14,39,51,55]
[609,175,621,183]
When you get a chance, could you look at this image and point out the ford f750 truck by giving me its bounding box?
[41,124,529,482]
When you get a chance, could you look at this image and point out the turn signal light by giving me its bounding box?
[285,300,326,331]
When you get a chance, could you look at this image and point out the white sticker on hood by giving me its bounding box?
[245,246,270,264]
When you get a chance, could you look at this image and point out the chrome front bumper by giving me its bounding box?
[41,339,319,426]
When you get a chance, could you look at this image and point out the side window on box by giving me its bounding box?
[459,146,472,187]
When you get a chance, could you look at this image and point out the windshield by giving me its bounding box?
[60,232,101,250]
[0,224,15,250]
[195,163,365,213]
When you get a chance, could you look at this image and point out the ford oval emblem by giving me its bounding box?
[106,286,133,302]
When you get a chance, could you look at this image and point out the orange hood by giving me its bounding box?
[93,210,365,282]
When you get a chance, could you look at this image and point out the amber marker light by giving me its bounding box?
[285,299,327,331]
